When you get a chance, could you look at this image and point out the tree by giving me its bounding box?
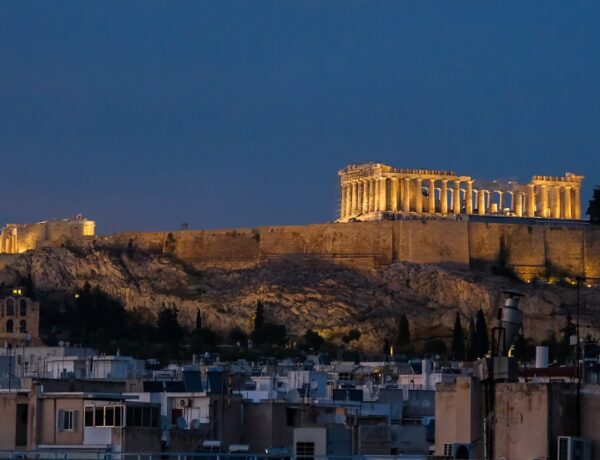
[557,313,576,364]
[195,309,202,330]
[251,302,265,343]
[157,304,183,346]
[303,330,324,351]
[342,329,361,344]
[423,338,447,357]
[474,309,489,358]
[451,312,465,361]
[586,185,600,224]
[466,317,476,361]
[396,314,410,349]
[382,338,391,358]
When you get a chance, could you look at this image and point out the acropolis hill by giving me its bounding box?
[0,164,598,351]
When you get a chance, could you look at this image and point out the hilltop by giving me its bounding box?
[0,244,597,353]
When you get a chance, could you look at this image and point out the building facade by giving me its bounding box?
[0,292,40,346]
[0,215,95,254]
[338,163,584,222]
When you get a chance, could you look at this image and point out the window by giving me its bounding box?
[114,406,122,427]
[84,405,124,428]
[19,320,26,333]
[105,406,114,426]
[58,410,76,432]
[296,442,315,460]
[19,299,26,317]
[126,405,159,428]
[94,407,105,426]
[84,407,94,427]
[6,299,14,316]
[6,319,13,333]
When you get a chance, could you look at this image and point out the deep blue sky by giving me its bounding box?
[1,1,599,233]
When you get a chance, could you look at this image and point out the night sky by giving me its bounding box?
[1,1,599,233]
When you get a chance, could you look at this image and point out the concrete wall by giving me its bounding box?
[86,220,600,279]
[434,376,482,458]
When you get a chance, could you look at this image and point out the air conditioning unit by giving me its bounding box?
[557,436,591,460]
[443,443,474,459]
[178,398,192,407]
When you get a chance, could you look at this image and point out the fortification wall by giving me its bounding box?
[89,220,599,280]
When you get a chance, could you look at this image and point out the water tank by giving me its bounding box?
[535,346,549,368]
[501,293,524,354]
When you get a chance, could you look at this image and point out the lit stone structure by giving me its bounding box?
[0,215,95,254]
[338,163,584,221]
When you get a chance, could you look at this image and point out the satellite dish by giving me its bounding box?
[160,415,170,430]
[176,416,187,430]
[285,390,301,404]
[190,418,201,430]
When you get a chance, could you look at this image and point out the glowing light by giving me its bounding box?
[11,288,22,295]
[74,293,80,299]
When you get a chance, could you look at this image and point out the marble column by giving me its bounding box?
[563,187,572,219]
[374,179,380,211]
[477,190,486,215]
[415,178,423,213]
[379,178,388,211]
[391,178,399,212]
[498,192,504,212]
[574,187,581,219]
[351,182,358,213]
[362,181,369,214]
[369,179,376,212]
[453,180,461,214]
[402,178,410,213]
[441,180,448,214]
[527,184,536,217]
[341,185,347,217]
[552,186,561,218]
[540,185,549,218]
[345,184,352,217]
[428,179,436,213]
[515,193,523,217]
[466,181,473,214]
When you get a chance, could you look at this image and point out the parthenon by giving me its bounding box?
[338,163,584,222]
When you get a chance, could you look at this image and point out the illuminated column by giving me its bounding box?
[428,179,436,213]
[466,181,473,214]
[563,186,572,219]
[540,185,549,218]
[527,184,535,217]
[379,178,388,211]
[515,193,523,217]
[574,187,581,219]
[374,179,380,211]
[390,178,399,212]
[362,181,369,214]
[415,178,423,213]
[402,178,410,213]
[453,180,461,214]
[340,185,347,218]
[351,182,358,213]
[440,180,448,214]
[477,190,486,215]
[345,184,352,217]
[358,182,365,213]
[498,192,504,212]
[552,186,561,218]
[367,179,373,212]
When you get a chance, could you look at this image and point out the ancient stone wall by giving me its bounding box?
[88,220,599,280]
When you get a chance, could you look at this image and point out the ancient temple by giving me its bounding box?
[338,163,584,221]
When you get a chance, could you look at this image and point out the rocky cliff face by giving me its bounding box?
[1,246,598,352]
